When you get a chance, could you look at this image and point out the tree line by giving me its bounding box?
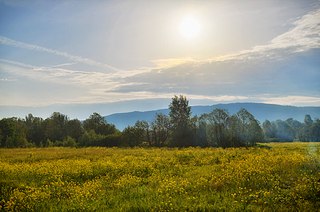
[262,115,320,142]
[0,95,319,148]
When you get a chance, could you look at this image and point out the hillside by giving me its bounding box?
[105,103,320,130]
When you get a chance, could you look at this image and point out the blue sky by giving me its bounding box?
[0,0,320,118]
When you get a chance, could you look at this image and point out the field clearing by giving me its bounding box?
[0,143,320,211]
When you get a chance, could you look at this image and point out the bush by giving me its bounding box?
[63,136,77,147]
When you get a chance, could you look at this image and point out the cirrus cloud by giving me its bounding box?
[0,36,120,71]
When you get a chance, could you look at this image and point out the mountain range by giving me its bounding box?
[105,103,320,130]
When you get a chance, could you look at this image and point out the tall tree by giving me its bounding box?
[169,95,193,147]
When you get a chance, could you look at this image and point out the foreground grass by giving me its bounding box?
[0,143,319,211]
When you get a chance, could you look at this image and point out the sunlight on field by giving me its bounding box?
[0,143,319,211]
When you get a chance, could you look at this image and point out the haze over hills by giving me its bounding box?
[105,103,320,130]
[0,99,172,120]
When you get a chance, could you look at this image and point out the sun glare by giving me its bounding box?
[179,15,201,40]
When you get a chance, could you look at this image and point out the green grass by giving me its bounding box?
[0,143,320,211]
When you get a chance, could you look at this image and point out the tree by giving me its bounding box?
[299,115,320,142]
[169,95,193,147]
[310,119,320,141]
[286,118,303,133]
[263,120,273,138]
[206,109,230,147]
[83,113,116,135]
[66,119,84,141]
[194,115,208,147]
[135,120,151,145]
[151,113,170,147]
[200,109,230,147]
[236,108,263,146]
[169,95,191,129]
[121,121,146,147]
[0,118,29,147]
[273,120,295,141]
[44,112,68,142]
[79,130,104,147]
[227,114,242,147]
[304,114,313,126]
[25,114,45,146]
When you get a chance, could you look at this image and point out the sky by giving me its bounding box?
[0,0,320,119]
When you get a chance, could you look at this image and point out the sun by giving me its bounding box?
[179,15,201,40]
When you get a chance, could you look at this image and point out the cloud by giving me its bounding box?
[0,58,158,93]
[134,8,312,68]
[47,62,77,68]
[150,8,320,69]
[259,95,320,106]
[124,8,320,83]
[0,58,254,106]
[113,8,320,97]
[0,58,122,106]
[1,8,320,107]
[95,10,320,109]
[1,56,319,107]
[0,58,35,69]
[269,9,320,51]
[0,78,16,82]
[151,58,196,69]
[0,36,120,71]
[216,8,320,62]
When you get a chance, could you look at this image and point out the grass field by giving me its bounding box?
[0,143,319,211]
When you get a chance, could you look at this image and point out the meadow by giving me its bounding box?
[0,143,319,211]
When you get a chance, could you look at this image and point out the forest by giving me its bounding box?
[1,95,319,148]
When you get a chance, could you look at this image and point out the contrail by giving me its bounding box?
[0,35,120,71]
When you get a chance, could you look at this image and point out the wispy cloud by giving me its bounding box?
[0,36,120,71]
[212,8,320,62]
[0,59,123,93]
[47,62,77,68]
[269,9,320,51]
[0,78,17,82]
[0,58,35,69]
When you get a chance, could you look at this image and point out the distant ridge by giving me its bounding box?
[105,103,320,130]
